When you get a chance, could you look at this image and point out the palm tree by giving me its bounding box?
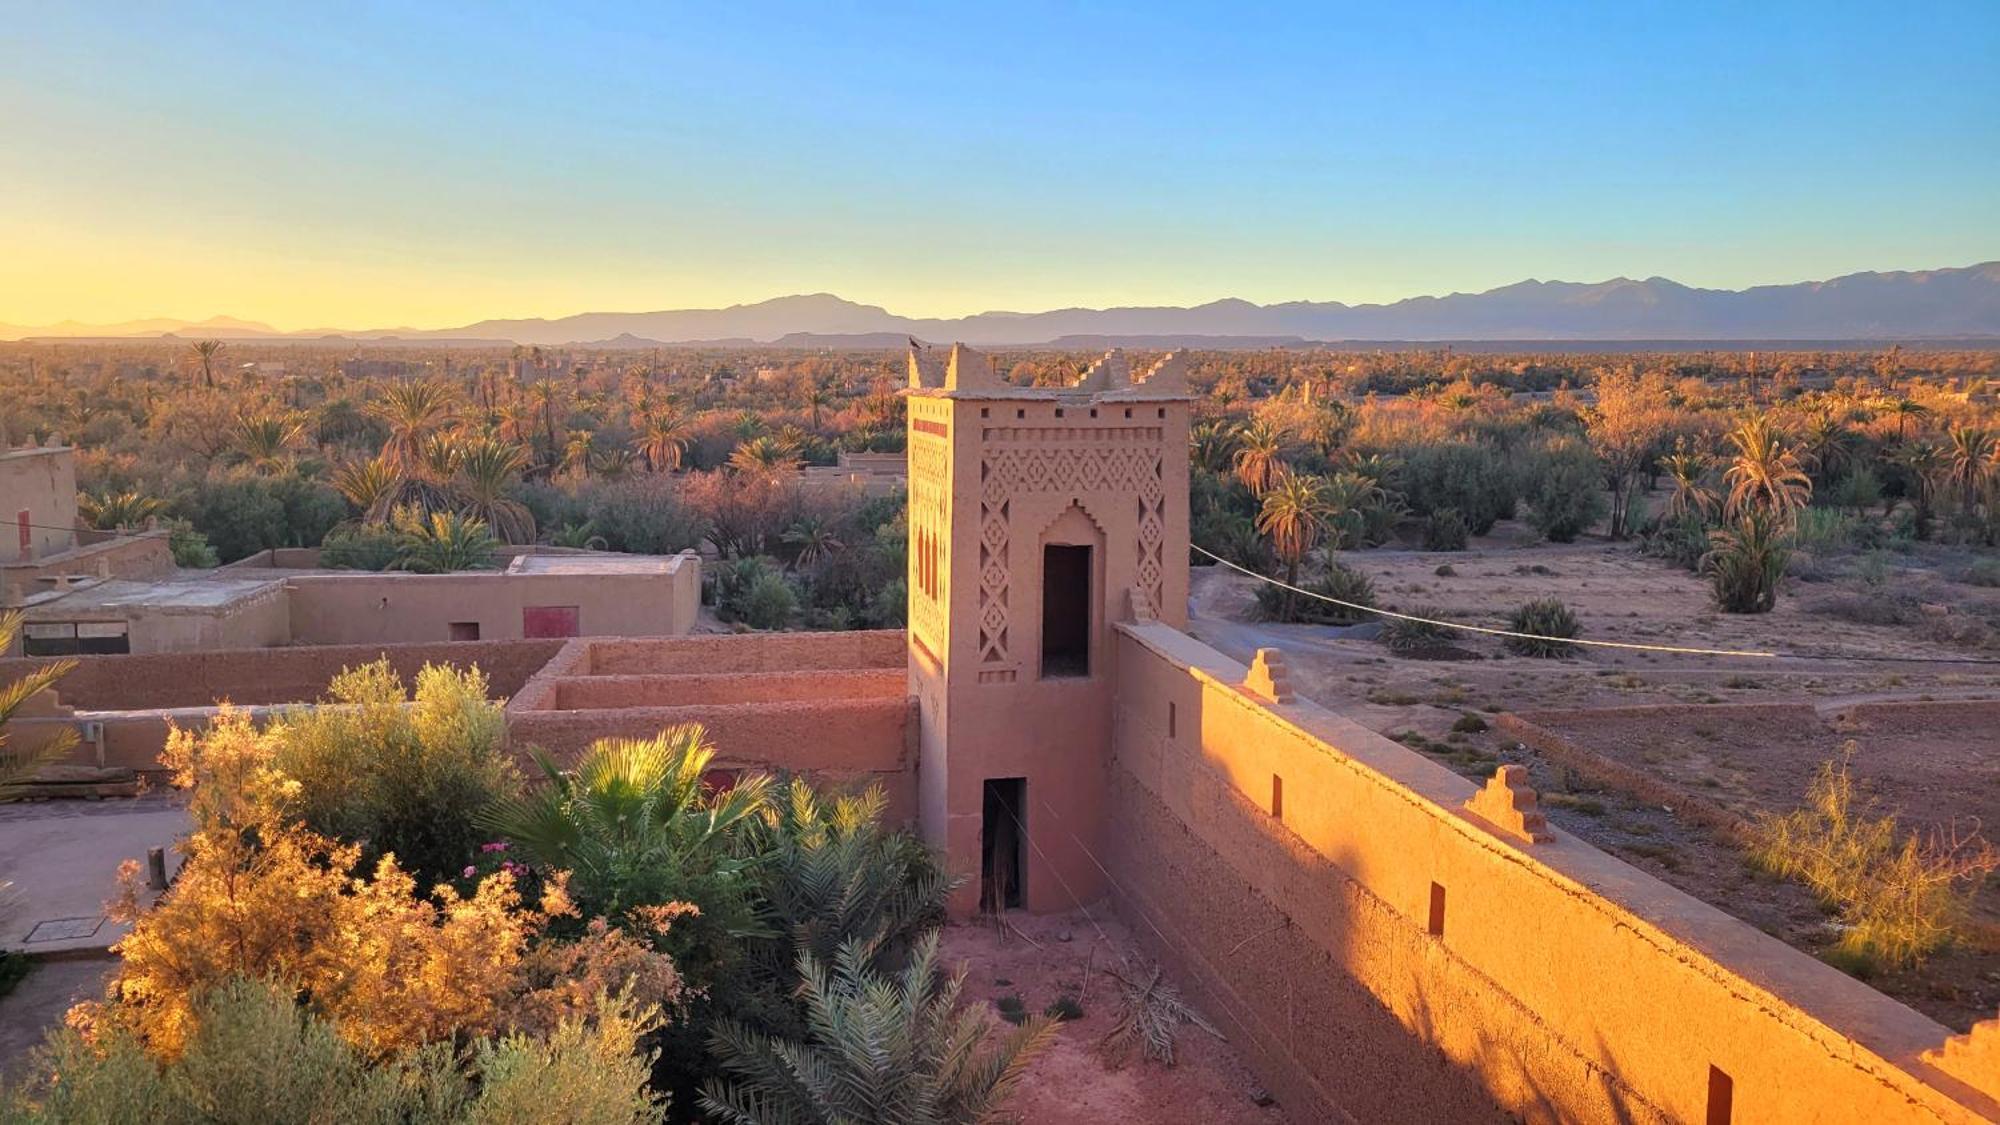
[1660,444,1718,521]
[1703,509,1790,614]
[1189,421,1239,476]
[782,517,844,569]
[77,490,167,531]
[803,381,837,430]
[700,932,1056,1125]
[638,411,689,472]
[1945,427,1996,514]
[231,412,306,473]
[1255,468,1331,594]
[367,381,458,472]
[561,429,600,479]
[388,506,498,573]
[729,435,803,476]
[1321,470,1385,551]
[2,611,78,795]
[452,438,536,544]
[479,726,772,975]
[331,455,402,523]
[1887,397,1930,442]
[189,340,225,389]
[1723,414,1812,520]
[1801,412,1855,484]
[591,444,637,480]
[1232,419,1286,495]
[1891,438,1947,532]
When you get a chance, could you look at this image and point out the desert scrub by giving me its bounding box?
[1252,561,1377,625]
[1503,598,1579,657]
[1703,510,1789,613]
[1750,749,1998,967]
[1421,508,1469,551]
[1379,607,1453,654]
[1964,557,2000,587]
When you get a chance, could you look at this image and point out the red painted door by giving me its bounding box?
[522,605,580,638]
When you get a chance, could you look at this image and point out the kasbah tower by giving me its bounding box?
[903,342,1191,917]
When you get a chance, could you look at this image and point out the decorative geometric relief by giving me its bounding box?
[978,487,1010,664]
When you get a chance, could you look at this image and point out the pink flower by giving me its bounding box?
[462,865,478,878]
[480,841,510,854]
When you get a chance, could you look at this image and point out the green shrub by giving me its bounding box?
[700,933,1056,1125]
[1397,442,1518,534]
[274,660,517,888]
[1044,994,1084,1022]
[1380,608,1454,654]
[583,475,710,555]
[0,977,665,1125]
[713,556,798,629]
[163,518,221,568]
[1451,713,1489,734]
[1704,511,1789,614]
[1504,598,1579,657]
[390,507,500,573]
[319,524,402,570]
[1640,513,1710,572]
[1421,508,1469,551]
[1964,558,2000,587]
[1524,439,1607,543]
[173,470,348,562]
[1254,562,1376,624]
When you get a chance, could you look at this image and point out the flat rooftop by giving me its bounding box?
[17,572,286,615]
[503,552,686,576]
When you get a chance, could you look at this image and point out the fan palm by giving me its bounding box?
[1723,414,1812,520]
[700,932,1056,1125]
[480,726,772,977]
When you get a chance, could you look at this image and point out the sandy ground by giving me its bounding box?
[1188,536,2000,1032]
[941,910,1289,1125]
[0,957,110,1083]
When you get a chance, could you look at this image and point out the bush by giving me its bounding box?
[163,518,220,568]
[1421,508,1469,551]
[583,475,709,555]
[1380,608,1454,655]
[1640,513,1710,572]
[1524,439,1607,543]
[272,660,517,887]
[700,932,1056,1125]
[1253,562,1376,625]
[1398,442,1518,534]
[1504,598,1579,657]
[1704,511,1789,614]
[173,471,348,562]
[1,977,667,1125]
[1751,750,1998,967]
[713,557,799,630]
[1964,558,2000,588]
[318,524,402,570]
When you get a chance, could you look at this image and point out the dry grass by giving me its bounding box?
[1749,745,1998,967]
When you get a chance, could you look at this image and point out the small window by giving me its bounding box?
[1271,775,1285,820]
[1054,408,1065,418]
[1040,545,1091,678]
[1167,701,1177,738]
[1705,1066,1733,1125]
[1427,882,1447,937]
[449,621,481,642]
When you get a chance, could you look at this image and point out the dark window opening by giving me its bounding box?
[1168,701,1177,738]
[1427,882,1447,937]
[1041,544,1091,678]
[981,778,1026,912]
[449,621,481,642]
[1272,774,1285,820]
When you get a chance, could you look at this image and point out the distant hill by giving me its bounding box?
[8,262,1998,346]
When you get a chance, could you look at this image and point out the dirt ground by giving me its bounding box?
[1187,535,2000,1033]
[0,957,110,1084]
[940,910,1289,1125]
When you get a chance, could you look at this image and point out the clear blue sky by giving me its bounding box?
[2,0,1996,328]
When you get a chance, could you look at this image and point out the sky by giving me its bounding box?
[1,1,1996,330]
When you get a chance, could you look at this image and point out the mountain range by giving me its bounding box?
[7,262,1998,348]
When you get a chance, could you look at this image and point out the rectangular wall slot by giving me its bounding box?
[1271,774,1284,820]
[1168,702,1177,739]
[1705,1065,1733,1125]
[1427,882,1447,937]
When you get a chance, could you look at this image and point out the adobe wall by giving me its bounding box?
[0,638,565,710]
[0,445,76,565]
[1105,623,1997,1124]
[284,564,698,645]
[503,630,916,821]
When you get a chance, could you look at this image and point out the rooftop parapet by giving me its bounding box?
[904,342,1193,401]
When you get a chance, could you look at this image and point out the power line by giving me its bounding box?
[1191,543,2000,667]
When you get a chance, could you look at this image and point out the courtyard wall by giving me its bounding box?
[1104,621,1997,1124]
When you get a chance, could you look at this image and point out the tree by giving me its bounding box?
[1,611,76,795]
[1660,442,1718,522]
[1255,468,1331,599]
[453,438,537,544]
[390,507,499,573]
[367,381,458,473]
[1231,419,1286,495]
[231,412,306,473]
[700,932,1056,1125]
[639,411,689,473]
[78,489,167,531]
[1723,414,1812,520]
[189,340,225,389]
[728,435,804,476]
[1704,509,1790,614]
